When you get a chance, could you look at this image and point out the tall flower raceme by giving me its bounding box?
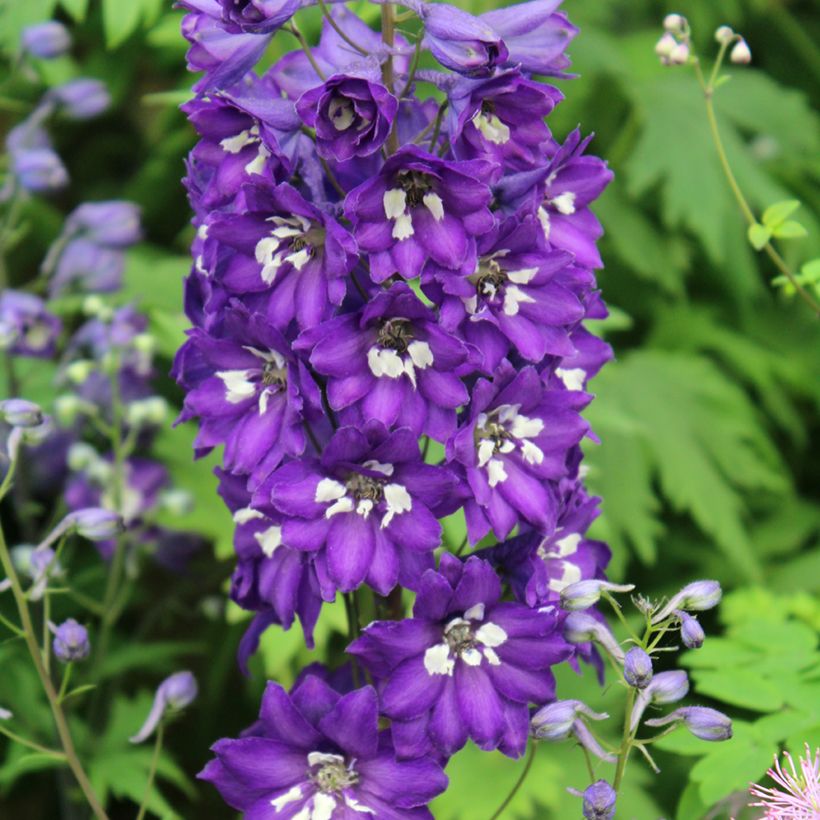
[174,0,618,814]
[0,18,202,818]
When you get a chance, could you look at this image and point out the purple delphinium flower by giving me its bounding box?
[297,74,398,162]
[205,182,357,330]
[571,779,616,820]
[447,70,562,167]
[298,283,469,440]
[22,22,71,59]
[200,676,448,818]
[345,145,496,283]
[432,217,584,372]
[174,304,320,483]
[217,469,323,652]
[349,554,571,758]
[448,361,588,543]
[261,422,458,597]
[0,291,61,358]
[50,619,90,663]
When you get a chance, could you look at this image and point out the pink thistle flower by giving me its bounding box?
[749,744,820,818]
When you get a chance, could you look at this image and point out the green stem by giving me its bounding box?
[0,723,66,758]
[487,741,537,820]
[381,3,399,155]
[692,60,820,316]
[601,591,641,644]
[613,686,635,792]
[135,721,164,820]
[286,24,327,81]
[316,0,367,55]
[0,522,109,819]
[58,663,74,704]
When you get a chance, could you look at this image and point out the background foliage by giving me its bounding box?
[0,0,818,817]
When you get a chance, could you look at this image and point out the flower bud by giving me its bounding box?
[65,359,96,384]
[159,489,195,517]
[677,610,705,649]
[126,397,169,427]
[67,508,123,541]
[67,201,142,247]
[54,394,95,426]
[560,579,635,611]
[715,25,734,45]
[629,670,689,731]
[581,780,617,820]
[130,671,198,743]
[652,580,721,623]
[48,78,110,120]
[531,700,608,741]
[654,32,677,58]
[663,13,686,33]
[563,611,625,662]
[0,399,43,428]
[571,720,617,763]
[623,647,653,689]
[730,38,751,64]
[67,442,100,471]
[668,42,690,65]
[645,706,732,741]
[50,619,90,663]
[132,333,156,355]
[0,706,12,720]
[12,148,68,193]
[21,22,71,59]
[81,295,114,321]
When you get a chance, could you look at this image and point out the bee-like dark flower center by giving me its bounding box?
[308,754,359,794]
[477,420,512,455]
[377,318,413,353]
[261,361,286,388]
[444,620,476,654]
[398,170,433,208]
[346,472,384,503]
[472,258,507,299]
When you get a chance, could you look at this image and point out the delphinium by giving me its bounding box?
[175,0,620,815]
[0,18,198,818]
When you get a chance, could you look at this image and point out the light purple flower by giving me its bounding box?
[349,554,571,758]
[11,147,68,192]
[345,145,496,283]
[677,610,705,649]
[623,647,653,689]
[531,699,608,741]
[0,291,62,358]
[130,671,198,743]
[0,399,44,428]
[50,619,90,663]
[262,423,458,597]
[47,78,110,120]
[22,22,71,59]
[569,779,616,820]
[199,676,448,817]
[645,706,732,741]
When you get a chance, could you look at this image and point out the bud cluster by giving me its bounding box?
[655,14,752,69]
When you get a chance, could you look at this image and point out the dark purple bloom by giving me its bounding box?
[47,78,111,120]
[349,554,571,758]
[180,0,303,35]
[299,283,469,440]
[175,305,319,483]
[448,361,588,543]
[433,218,584,372]
[22,22,71,59]
[217,470,323,654]
[447,70,561,167]
[262,423,457,597]
[0,290,61,358]
[345,145,496,283]
[297,74,398,162]
[481,0,578,77]
[416,2,508,77]
[50,619,90,663]
[206,182,357,330]
[131,671,198,743]
[200,676,448,817]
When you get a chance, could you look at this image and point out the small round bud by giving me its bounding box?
[81,295,114,321]
[12,149,68,193]
[655,32,677,58]
[21,22,72,59]
[0,706,13,720]
[730,38,751,64]
[623,647,653,689]
[0,399,43,428]
[50,619,90,663]
[68,508,123,541]
[159,489,195,517]
[669,42,690,65]
[54,394,93,426]
[645,706,732,741]
[560,579,635,611]
[663,13,686,33]
[126,397,169,427]
[648,670,689,704]
[132,333,156,355]
[65,359,95,384]
[581,780,617,820]
[48,78,110,120]
[715,25,734,45]
[677,611,705,649]
[67,442,99,471]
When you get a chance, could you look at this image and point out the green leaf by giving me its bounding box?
[59,0,89,21]
[691,669,784,711]
[61,684,97,702]
[772,220,808,239]
[102,0,143,48]
[762,199,801,228]
[748,222,772,250]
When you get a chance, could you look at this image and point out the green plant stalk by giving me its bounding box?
[0,724,66,759]
[613,686,636,791]
[0,517,109,819]
[487,740,537,820]
[382,3,400,155]
[692,59,820,315]
[135,721,164,820]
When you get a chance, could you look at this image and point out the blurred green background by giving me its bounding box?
[0,0,818,817]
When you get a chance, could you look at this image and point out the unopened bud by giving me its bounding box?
[663,13,686,33]
[655,32,677,58]
[67,508,122,541]
[645,706,732,741]
[531,700,608,741]
[730,38,751,64]
[715,25,734,45]
[22,21,71,59]
[159,489,195,517]
[65,359,95,384]
[130,671,198,743]
[50,618,90,663]
[82,295,114,321]
[563,611,625,663]
[67,442,99,471]
[630,670,689,731]
[132,333,156,355]
[669,42,690,65]
[579,780,617,820]
[0,399,43,428]
[653,580,721,623]
[126,397,168,427]
[0,706,12,720]
[623,647,653,689]
[677,610,705,649]
[560,579,635,611]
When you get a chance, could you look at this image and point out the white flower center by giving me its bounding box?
[423,605,507,676]
[475,403,545,486]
